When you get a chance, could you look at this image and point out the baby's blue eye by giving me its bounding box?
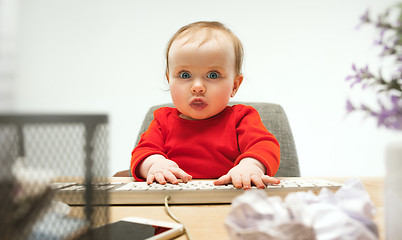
[207,72,219,79]
[180,72,191,79]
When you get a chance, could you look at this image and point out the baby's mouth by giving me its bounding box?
[190,99,207,110]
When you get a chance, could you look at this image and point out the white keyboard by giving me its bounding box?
[51,178,342,205]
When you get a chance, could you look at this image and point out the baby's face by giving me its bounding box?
[167,33,242,120]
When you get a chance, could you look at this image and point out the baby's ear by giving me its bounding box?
[231,74,243,97]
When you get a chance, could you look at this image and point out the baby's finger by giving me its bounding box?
[162,169,179,184]
[231,174,243,189]
[154,172,167,185]
[169,167,192,183]
[213,174,231,185]
[241,175,251,189]
[261,175,280,185]
[146,173,155,185]
[251,175,266,189]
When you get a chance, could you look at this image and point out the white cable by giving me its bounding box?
[164,196,193,240]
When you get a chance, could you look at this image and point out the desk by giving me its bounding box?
[69,177,384,240]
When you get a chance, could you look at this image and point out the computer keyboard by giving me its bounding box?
[51,178,342,205]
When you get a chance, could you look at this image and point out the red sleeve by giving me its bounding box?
[130,108,169,181]
[233,105,280,176]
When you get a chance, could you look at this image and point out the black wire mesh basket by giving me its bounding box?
[0,114,109,240]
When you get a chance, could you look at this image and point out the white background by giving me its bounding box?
[13,0,402,176]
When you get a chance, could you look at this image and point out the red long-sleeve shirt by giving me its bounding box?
[130,104,280,181]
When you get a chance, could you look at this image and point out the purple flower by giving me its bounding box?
[374,29,386,45]
[356,9,370,30]
[362,82,370,89]
[391,95,400,106]
[345,75,354,81]
[393,115,402,129]
[346,5,402,131]
[350,77,362,88]
[361,9,370,22]
[346,100,355,113]
[373,96,402,130]
[346,64,375,88]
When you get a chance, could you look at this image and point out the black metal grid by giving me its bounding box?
[0,114,109,240]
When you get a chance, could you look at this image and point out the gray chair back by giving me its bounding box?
[134,102,300,177]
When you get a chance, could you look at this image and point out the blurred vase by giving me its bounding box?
[385,141,402,240]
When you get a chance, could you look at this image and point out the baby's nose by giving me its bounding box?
[191,80,206,94]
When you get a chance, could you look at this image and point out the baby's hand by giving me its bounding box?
[142,154,192,185]
[213,157,280,189]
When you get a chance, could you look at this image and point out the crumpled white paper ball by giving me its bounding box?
[225,179,378,240]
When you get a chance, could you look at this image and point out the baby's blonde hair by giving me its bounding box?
[165,21,244,76]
